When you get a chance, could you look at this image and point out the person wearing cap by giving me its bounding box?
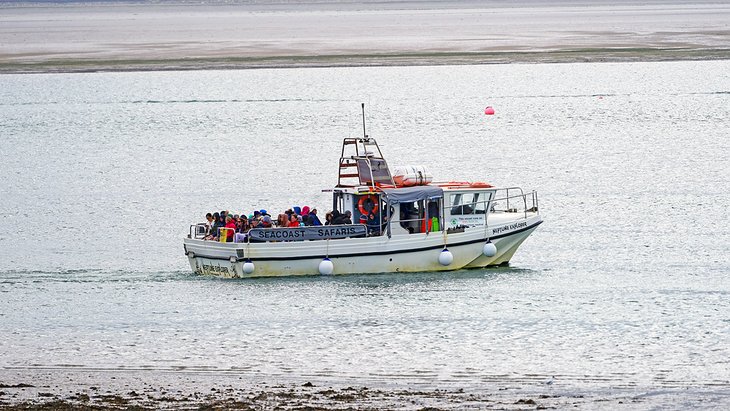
[248,210,259,226]
[343,210,352,224]
[261,215,272,228]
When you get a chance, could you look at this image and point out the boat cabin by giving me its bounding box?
[330,137,499,238]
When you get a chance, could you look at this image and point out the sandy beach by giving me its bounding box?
[1,0,729,73]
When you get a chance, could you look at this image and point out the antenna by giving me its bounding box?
[361,103,367,139]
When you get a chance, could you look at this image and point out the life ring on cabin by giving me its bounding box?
[358,195,379,215]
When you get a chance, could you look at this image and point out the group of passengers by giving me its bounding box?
[203,206,337,242]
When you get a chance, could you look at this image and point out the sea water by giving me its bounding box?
[0,61,729,406]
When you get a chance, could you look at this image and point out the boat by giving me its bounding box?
[183,118,542,278]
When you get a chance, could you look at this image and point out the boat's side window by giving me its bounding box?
[474,192,491,214]
[451,193,477,215]
[450,194,463,215]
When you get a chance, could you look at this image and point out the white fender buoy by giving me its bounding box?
[188,252,195,259]
[438,249,454,266]
[229,256,237,264]
[319,258,334,275]
[242,259,255,274]
[483,241,497,257]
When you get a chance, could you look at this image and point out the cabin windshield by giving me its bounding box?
[450,192,488,215]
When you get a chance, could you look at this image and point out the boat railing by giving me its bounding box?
[447,188,539,226]
[337,137,395,188]
[489,188,539,220]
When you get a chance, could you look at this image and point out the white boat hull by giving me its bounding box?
[183,213,542,278]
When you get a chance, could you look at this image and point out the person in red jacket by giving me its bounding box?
[224,215,236,242]
[287,213,300,227]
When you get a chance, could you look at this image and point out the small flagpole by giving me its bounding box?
[361,103,367,139]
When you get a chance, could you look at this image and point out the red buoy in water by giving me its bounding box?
[484,106,495,115]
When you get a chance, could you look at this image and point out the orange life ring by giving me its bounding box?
[357,195,379,215]
[470,182,493,188]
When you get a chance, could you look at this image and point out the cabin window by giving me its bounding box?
[450,192,490,215]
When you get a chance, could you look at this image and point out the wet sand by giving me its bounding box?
[1,1,729,73]
[2,368,710,410]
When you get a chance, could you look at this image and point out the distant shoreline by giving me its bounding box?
[2,1,728,74]
[2,48,729,74]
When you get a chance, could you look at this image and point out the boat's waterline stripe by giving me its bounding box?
[187,220,542,262]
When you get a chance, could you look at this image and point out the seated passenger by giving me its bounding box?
[332,210,351,225]
[329,210,341,224]
[277,213,288,227]
[237,215,249,232]
[204,212,214,235]
[208,212,223,239]
[224,215,236,242]
[309,209,323,226]
[288,213,300,227]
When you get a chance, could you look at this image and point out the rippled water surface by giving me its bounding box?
[1,61,729,405]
